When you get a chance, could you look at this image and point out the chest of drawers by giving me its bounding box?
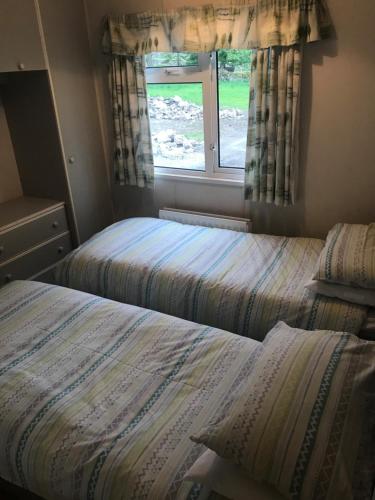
[0,197,73,285]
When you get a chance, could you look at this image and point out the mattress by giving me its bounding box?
[0,280,260,500]
[55,218,367,340]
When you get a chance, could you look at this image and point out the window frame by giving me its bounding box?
[146,52,245,183]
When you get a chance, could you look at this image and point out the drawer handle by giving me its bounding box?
[52,221,59,229]
[4,274,12,283]
[0,246,4,255]
[57,246,64,254]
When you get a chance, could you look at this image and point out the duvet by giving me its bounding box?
[55,218,367,340]
[0,281,259,500]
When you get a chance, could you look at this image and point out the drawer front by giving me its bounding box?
[0,233,72,286]
[0,207,68,264]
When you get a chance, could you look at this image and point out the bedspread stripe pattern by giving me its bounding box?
[55,218,367,339]
[191,323,375,500]
[0,281,260,500]
[314,223,375,288]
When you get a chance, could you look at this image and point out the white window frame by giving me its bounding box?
[146,52,245,183]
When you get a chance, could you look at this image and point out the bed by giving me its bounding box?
[0,280,261,500]
[55,217,367,340]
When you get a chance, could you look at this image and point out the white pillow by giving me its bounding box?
[313,223,375,289]
[190,323,375,500]
[184,448,282,500]
[305,279,375,307]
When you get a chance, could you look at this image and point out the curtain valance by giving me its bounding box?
[103,1,332,56]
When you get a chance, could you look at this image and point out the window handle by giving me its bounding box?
[164,68,180,76]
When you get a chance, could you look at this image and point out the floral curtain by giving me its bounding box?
[103,1,331,195]
[110,55,153,188]
[245,46,301,205]
[103,1,332,56]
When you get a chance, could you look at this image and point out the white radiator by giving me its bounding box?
[159,208,252,233]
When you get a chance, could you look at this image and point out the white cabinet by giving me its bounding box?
[38,0,112,243]
[0,0,112,246]
[0,0,46,72]
[0,197,72,286]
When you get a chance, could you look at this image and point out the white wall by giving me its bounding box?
[0,93,22,203]
[85,0,375,238]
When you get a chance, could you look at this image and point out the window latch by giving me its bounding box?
[165,68,181,76]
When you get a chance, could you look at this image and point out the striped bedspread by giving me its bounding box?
[55,218,367,340]
[0,280,260,500]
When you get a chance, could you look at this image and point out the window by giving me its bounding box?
[148,82,205,171]
[145,50,251,181]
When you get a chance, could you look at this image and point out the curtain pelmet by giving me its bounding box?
[103,1,332,56]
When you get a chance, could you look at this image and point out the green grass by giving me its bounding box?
[147,80,250,110]
[218,81,250,109]
[148,83,203,105]
[184,130,204,141]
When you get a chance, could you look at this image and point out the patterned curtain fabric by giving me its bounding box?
[245,46,301,206]
[103,1,332,56]
[104,1,331,191]
[109,56,153,188]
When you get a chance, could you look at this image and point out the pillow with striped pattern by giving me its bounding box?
[313,223,375,289]
[191,322,375,500]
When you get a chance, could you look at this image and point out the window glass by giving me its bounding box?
[145,52,198,68]
[145,50,251,177]
[217,49,251,169]
[147,82,205,171]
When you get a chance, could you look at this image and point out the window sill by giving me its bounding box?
[155,170,244,188]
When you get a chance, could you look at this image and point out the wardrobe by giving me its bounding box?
[0,0,112,284]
